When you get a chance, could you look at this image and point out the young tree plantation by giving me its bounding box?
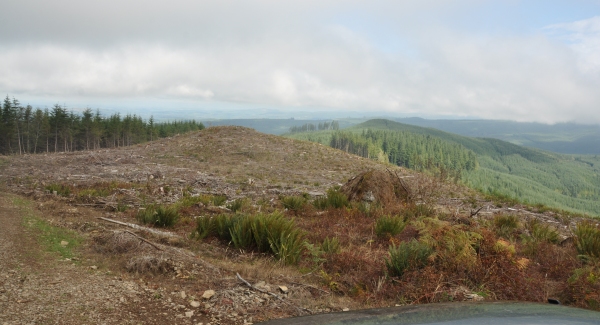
[0,96,204,155]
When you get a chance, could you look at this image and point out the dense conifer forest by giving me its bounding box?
[329,130,478,180]
[288,119,600,216]
[0,96,204,155]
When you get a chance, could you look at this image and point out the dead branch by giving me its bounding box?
[470,206,484,217]
[97,217,180,238]
[123,230,162,251]
[236,273,311,315]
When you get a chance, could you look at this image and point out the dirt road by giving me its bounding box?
[0,192,211,325]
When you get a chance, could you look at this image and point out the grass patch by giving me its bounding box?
[375,215,406,239]
[321,237,341,255]
[136,205,179,227]
[386,240,433,277]
[45,183,72,197]
[574,221,600,260]
[14,197,83,260]
[193,212,305,264]
[493,214,520,240]
[212,195,227,206]
[313,188,349,210]
[227,198,249,212]
[281,195,306,212]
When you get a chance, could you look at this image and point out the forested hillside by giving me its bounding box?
[0,96,204,155]
[396,117,600,155]
[329,130,477,181]
[287,119,600,216]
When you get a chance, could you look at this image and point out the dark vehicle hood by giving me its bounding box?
[259,302,600,325]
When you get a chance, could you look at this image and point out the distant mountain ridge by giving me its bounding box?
[395,118,600,155]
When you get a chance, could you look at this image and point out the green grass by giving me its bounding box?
[386,240,433,277]
[313,188,349,210]
[212,195,227,206]
[321,237,341,255]
[281,195,306,211]
[574,221,600,260]
[14,197,83,260]
[193,212,305,265]
[136,205,179,227]
[493,214,520,239]
[226,198,248,212]
[375,215,406,239]
[45,183,72,197]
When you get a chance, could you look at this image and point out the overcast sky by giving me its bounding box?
[2,0,600,123]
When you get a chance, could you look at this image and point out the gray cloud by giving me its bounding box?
[1,1,600,123]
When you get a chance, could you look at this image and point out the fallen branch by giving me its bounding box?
[123,230,162,251]
[97,217,180,238]
[236,273,311,315]
[470,207,484,217]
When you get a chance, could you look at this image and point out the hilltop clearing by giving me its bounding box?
[1,126,600,324]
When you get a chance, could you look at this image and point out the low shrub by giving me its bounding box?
[215,213,237,241]
[413,217,482,271]
[321,237,341,255]
[212,195,227,206]
[178,195,211,208]
[313,188,349,210]
[574,221,600,260]
[493,214,520,239]
[281,196,306,211]
[193,212,304,264]
[386,240,433,277]
[136,205,179,227]
[401,203,436,219]
[567,265,600,310]
[270,230,305,265]
[45,183,71,197]
[375,215,406,239]
[194,216,215,239]
[227,198,248,212]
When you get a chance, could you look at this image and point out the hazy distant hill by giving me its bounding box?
[395,118,600,155]
[201,119,360,135]
[288,119,600,216]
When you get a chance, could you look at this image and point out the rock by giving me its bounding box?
[342,308,350,312]
[185,311,194,317]
[180,291,186,299]
[465,293,484,301]
[190,301,201,308]
[278,286,288,294]
[202,290,215,299]
[60,241,69,247]
[90,265,98,270]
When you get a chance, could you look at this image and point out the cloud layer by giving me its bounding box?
[1,1,600,123]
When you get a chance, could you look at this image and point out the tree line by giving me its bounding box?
[0,96,204,155]
[288,121,340,133]
[330,129,478,180]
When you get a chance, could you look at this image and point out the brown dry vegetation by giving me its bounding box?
[1,126,600,324]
